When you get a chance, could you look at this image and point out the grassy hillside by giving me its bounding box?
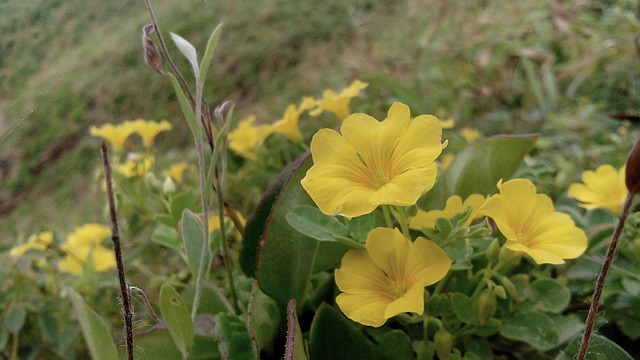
[1,0,639,236]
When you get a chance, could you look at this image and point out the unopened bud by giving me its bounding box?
[493,285,507,300]
[477,289,497,325]
[434,329,453,360]
[142,24,165,75]
[625,135,640,195]
[485,238,501,262]
[163,176,176,194]
[144,172,162,191]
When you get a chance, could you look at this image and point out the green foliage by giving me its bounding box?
[67,288,118,360]
[159,283,194,356]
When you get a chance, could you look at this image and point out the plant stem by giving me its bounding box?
[578,192,634,360]
[101,142,134,360]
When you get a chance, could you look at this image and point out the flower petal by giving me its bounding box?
[336,292,389,327]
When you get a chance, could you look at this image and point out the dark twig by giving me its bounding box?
[578,192,634,359]
[101,142,134,360]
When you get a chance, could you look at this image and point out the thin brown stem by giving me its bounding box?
[578,192,635,360]
[101,142,134,360]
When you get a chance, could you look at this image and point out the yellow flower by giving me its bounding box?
[65,223,111,247]
[270,97,316,143]
[117,154,154,177]
[440,117,456,129]
[460,127,482,142]
[478,179,588,265]
[335,227,451,327]
[309,80,368,120]
[9,231,53,258]
[301,102,446,217]
[228,116,273,160]
[58,223,115,274]
[410,194,486,230]
[131,119,172,148]
[567,164,627,216]
[162,162,190,182]
[58,245,116,274]
[90,122,137,152]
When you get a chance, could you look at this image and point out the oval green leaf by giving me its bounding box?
[159,283,194,356]
[68,288,118,360]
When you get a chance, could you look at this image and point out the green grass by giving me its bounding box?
[1,0,639,236]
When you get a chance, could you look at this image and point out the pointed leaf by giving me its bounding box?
[212,313,258,360]
[159,283,194,355]
[242,152,320,314]
[170,32,199,77]
[199,23,223,83]
[309,304,375,360]
[285,299,308,360]
[67,288,118,360]
[168,73,199,137]
[446,134,539,197]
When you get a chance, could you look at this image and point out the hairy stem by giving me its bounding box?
[578,192,634,360]
[101,142,134,360]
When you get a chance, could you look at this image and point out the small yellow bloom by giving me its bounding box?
[65,223,111,247]
[460,127,482,142]
[90,122,137,152]
[302,102,446,217]
[131,119,172,148]
[270,97,316,143]
[567,164,627,216]
[335,227,451,327]
[228,116,273,160]
[410,194,486,230]
[58,245,116,274]
[58,223,115,274]
[478,179,587,265]
[117,154,154,177]
[440,117,456,129]
[309,80,368,120]
[9,231,53,258]
[162,162,190,182]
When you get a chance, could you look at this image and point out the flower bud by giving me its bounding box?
[144,172,162,191]
[485,238,501,262]
[493,285,507,300]
[477,289,497,325]
[626,135,640,195]
[434,328,453,360]
[163,176,176,194]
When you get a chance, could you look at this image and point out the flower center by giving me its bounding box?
[372,171,390,189]
[388,280,407,299]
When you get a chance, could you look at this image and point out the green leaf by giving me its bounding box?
[347,212,375,243]
[152,225,181,250]
[285,299,309,360]
[286,205,348,241]
[170,32,199,77]
[557,334,634,360]
[168,73,199,137]
[171,190,197,222]
[67,288,118,360]
[248,282,280,352]
[500,311,557,351]
[199,23,223,83]
[551,314,584,350]
[182,283,235,316]
[450,293,475,323]
[377,330,414,360]
[3,306,26,333]
[309,303,375,360]
[242,153,320,313]
[212,313,258,360]
[181,209,208,277]
[159,283,194,356]
[446,134,539,198]
[530,278,571,313]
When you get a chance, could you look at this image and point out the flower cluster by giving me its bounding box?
[228,80,368,160]
[91,119,172,178]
